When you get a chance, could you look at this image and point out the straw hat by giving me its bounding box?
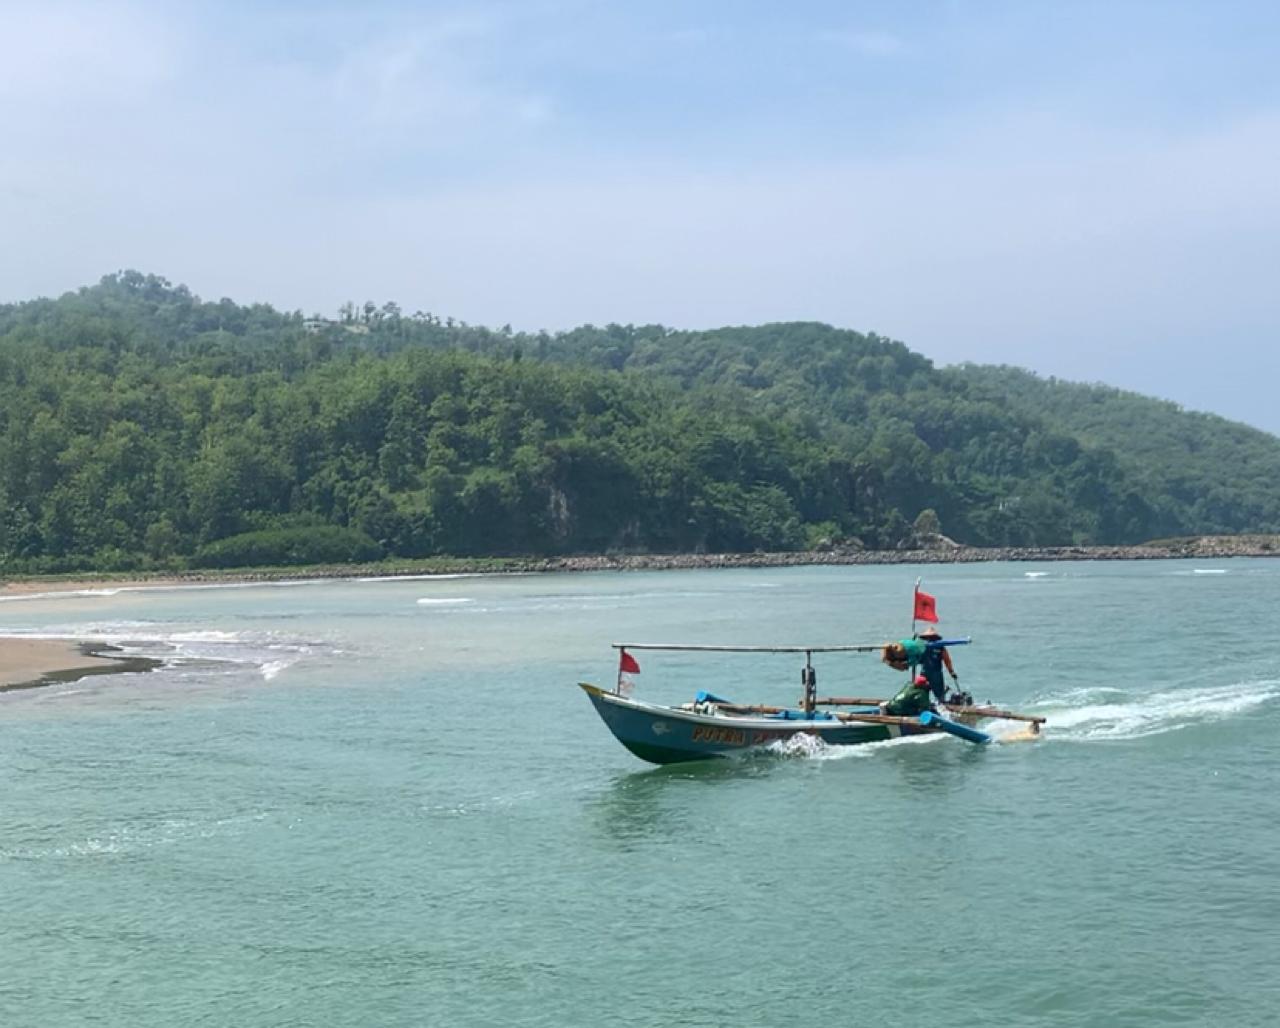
[918,625,942,638]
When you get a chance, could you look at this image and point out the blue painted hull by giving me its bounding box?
[579,683,938,765]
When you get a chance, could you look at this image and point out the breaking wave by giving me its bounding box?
[0,579,330,603]
[0,587,128,602]
[0,624,330,684]
[359,572,495,583]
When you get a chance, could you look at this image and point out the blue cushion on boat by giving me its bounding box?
[695,690,734,705]
[767,709,834,721]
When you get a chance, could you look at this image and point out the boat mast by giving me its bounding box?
[801,649,816,715]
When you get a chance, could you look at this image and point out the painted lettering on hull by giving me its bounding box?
[691,725,747,746]
[690,725,795,747]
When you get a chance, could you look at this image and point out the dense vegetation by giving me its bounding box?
[949,364,1280,537]
[0,271,1276,573]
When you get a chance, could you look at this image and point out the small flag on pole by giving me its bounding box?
[617,649,640,696]
[913,588,939,624]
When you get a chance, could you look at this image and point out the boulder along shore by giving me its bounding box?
[1,535,1276,593]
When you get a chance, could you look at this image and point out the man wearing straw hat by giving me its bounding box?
[916,624,959,703]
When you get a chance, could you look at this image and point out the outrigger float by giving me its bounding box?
[578,642,1046,766]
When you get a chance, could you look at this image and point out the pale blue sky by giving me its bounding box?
[4,1,1278,431]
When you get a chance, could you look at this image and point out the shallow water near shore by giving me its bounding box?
[2,560,1279,1026]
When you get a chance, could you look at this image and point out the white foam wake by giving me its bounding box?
[1037,680,1280,741]
[764,729,942,761]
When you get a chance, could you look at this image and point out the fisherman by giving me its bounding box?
[916,625,960,703]
[881,673,935,717]
[880,636,928,674]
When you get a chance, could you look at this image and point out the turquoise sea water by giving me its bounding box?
[2,561,1278,1027]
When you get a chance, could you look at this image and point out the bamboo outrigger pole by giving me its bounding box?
[948,704,1047,726]
[610,643,887,653]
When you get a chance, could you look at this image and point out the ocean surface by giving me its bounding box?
[2,560,1278,1027]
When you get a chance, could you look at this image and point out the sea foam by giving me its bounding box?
[1038,680,1280,741]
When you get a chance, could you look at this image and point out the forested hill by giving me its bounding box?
[0,271,1276,573]
[949,364,1280,534]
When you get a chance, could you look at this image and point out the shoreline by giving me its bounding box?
[0,640,161,693]
[1,535,1276,595]
[2,536,1272,693]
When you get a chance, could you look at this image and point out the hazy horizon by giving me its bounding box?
[5,1,1278,432]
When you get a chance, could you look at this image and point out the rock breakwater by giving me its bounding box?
[4,536,1275,591]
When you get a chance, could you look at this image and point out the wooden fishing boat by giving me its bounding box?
[579,642,1043,765]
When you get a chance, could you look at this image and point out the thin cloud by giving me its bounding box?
[0,1,178,102]
[818,29,905,57]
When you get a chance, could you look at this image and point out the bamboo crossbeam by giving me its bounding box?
[712,702,789,715]
[949,705,1046,725]
[707,701,920,728]
[831,711,925,726]
[722,699,1044,727]
[613,643,885,654]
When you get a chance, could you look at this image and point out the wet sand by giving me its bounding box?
[0,639,159,692]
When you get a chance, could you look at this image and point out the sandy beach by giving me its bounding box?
[0,638,136,691]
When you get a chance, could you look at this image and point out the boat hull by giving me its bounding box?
[579,683,936,765]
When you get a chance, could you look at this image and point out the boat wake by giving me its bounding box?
[764,730,942,762]
[1034,680,1280,741]
[751,678,1280,756]
[766,733,831,759]
[0,810,270,861]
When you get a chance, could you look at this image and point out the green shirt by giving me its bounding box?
[899,638,928,667]
[883,678,933,717]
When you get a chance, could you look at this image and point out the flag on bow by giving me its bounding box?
[617,649,640,697]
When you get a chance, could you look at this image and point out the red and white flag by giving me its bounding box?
[617,649,641,696]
